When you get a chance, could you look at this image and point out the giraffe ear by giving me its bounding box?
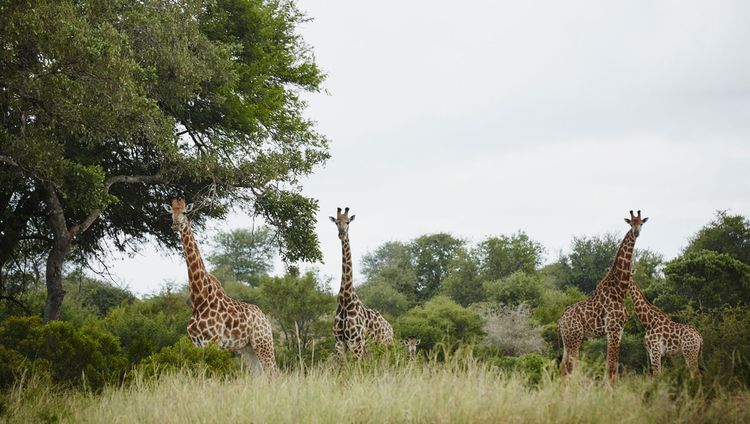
[624,218,631,224]
[403,340,409,346]
[349,215,356,222]
[329,216,336,223]
[162,204,172,213]
[184,203,194,213]
[642,217,648,223]
[416,339,420,345]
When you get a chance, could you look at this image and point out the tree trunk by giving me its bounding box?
[43,231,70,322]
[42,183,72,322]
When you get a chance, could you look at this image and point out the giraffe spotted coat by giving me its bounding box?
[330,207,394,359]
[558,210,647,384]
[167,198,276,373]
[627,278,702,377]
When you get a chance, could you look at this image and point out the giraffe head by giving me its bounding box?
[624,210,648,237]
[404,337,420,358]
[162,197,194,233]
[329,207,355,240]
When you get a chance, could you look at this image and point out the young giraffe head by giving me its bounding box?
[162,197,194,232]
[329,207,355,240]
[404,337,420,359]
[624,210,649,237]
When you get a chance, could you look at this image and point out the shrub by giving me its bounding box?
[476,303,547,356]
[395,296,484,351]
[484,271,545,308]
[0,316,127,390]
[136,337,239,379]
[487,353,553,385]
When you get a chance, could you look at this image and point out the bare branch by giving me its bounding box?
[103,174,164,192]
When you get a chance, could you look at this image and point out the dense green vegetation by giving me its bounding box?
[0,211,748,403]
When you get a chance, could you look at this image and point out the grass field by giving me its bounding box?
[3,356,749,423]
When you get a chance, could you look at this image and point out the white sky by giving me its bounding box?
[103,0,750,296]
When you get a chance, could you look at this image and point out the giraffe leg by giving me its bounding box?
[249,319,277,373]
[606,326,624,384]
[350,339,368,360]
[646,338,662,377]
[560,333,582,377]
[240,346,263,374]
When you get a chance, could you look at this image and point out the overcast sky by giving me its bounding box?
[104,0,750,296]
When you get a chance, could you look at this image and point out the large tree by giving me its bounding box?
[0,0,328,321]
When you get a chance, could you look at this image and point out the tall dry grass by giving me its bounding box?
[3,353,748,423]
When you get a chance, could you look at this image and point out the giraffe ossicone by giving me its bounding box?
[166,197,276,373]
[331,206,394,360]
[558,210,648,384]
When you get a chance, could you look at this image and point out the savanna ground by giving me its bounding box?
[3,351,750,424]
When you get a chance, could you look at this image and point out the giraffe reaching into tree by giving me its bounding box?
[165,197,276,373]
[330,207,394,359]
[404,338,421,361]
[558,210,648,384]
[626,278,702,377]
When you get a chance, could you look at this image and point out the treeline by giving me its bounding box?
[1,212,749,391]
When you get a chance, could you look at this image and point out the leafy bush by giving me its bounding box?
[0,344,28,389]
[680,306,750,388]
[136,337,239,379]
[395,296,484,351]
[0,316,127,390]
[484,271,544,307]
[487,353,553,385]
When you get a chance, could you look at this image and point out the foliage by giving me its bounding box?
[357,279,410,317]
[258,270,334,352]
[62,270,135,317]
[0,0,328,320]
[0,316,127,390]
[476,303,547,356]
[684,211,750,264]
[441,247,484,307]
[486,353,554,385]
[361,241,418,302]
[409,233,465,302]
[662,250,750,310]
[557,233,619,293]
[531,285,587,326]
[484,271,545,308]
[136,336,238,379]
[207,227,277,287]
[476,232,545,281]
[395,296,484,351]
[679,306,750,388]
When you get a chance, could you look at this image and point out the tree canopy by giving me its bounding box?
[0,0,328,320]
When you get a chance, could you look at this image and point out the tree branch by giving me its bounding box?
[0,295,30,314]
[72,174,165,237]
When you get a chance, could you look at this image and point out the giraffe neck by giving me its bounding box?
[611,230,636,284]
[179,223,219,307]
[628,281,670,329]
[339,235,356,300]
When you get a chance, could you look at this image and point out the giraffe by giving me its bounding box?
[558,210,648,384]
[626,278,702,377]
[404,338,421,360]
[164,197,276,373]
[330,207,394,359]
